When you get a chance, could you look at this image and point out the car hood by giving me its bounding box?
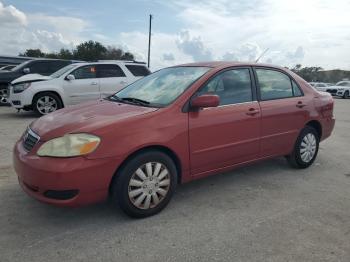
[30,100,159,141]
[11,74,51,85]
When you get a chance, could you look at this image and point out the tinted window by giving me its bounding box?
[29,61,51,75]
[50,61,71,72]
[292,81,303,96]
[125,65,151,76]
[97,64,125,78]
[256,69,293,100]
[198,69,252,106]
[71,65,96,79]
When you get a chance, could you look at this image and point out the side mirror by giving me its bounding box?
[191,94,220,109]
[66,74,75,81]
[23,68,30,74]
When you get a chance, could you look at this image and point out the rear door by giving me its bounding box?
[97,64,128,97]
[189,68,261,177]
[254,67,309,157]
[63,64,100,105]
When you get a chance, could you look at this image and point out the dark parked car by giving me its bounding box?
[14,62,335,218]
[0,59,73,102]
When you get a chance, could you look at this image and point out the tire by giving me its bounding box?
[111,150,178,218]
[343,91,349,99]
[286,126,319,169]
[32,92,63,116]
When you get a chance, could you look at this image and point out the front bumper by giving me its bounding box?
[13,140,121,207]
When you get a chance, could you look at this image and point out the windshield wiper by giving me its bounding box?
[120,97,150,106]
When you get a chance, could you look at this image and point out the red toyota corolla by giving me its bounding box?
[13,62,335,218]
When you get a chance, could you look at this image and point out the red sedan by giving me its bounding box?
[13,62,335,218]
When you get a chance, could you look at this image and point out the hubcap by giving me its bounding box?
[300,133,317,163]
[37,96,57,114]
[128,162,171,210]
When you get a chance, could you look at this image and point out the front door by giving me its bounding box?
[63,65,100,105]
[189,68,261,177]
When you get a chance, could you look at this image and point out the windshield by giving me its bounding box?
[111,66,210,107]
[335,81,350,87]
[11,60,31,72]
[50,64,78,78]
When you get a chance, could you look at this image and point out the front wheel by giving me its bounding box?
[286,126,319,169]
[32,92,63,116]
[343,91,349,99]
[111,151,177,218]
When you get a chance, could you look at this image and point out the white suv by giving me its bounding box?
[324,81,350,98]
[8,61,150,115]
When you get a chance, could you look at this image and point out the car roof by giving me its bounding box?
[175,61,287,70]
[71,61,147,66]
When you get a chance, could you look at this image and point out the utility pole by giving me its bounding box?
[147,14,153,68]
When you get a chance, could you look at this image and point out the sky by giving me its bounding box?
[0,0,349,70]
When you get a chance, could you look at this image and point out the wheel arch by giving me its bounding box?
[305,120,322,140]
[32,90,65,107]
[108,145,183,195]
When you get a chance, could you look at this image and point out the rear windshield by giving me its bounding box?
[125,65,151,76]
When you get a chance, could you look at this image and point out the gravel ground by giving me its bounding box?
[0,100,349,262]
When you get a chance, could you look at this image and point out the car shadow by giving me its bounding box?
[11,157,302,224]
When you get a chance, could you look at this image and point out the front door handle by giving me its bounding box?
[246,108,260,116]
[120,81,128,85]
[296,101,306,108]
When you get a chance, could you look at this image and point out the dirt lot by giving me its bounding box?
[0,100,349,262]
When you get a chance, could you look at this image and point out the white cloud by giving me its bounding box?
[0,1,87,55]
[117,0,350,70]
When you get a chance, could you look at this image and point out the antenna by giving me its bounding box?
[255,48,269,63]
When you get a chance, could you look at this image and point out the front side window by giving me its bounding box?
[113,66,210,107]
[256,69,293,100]
[71,65,97,79]
[97,64,125,78]
[198,69,253,105]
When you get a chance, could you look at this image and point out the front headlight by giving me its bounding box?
[13,82,31,93]
[37,133,100,157]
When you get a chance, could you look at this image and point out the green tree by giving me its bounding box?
[73,41,107,61]
[19,49,45,58]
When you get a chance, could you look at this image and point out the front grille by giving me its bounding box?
[11,100,21,105]
[326,89,337,95]
[23,128,40,152]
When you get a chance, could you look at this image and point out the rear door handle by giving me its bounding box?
[246,108,260,116]
[91,81,98,85]
[296,101,306,108]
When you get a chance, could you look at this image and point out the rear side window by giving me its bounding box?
[71,65,97,79]
[292,81,303,96]
[125,65,150,76]
[97,64,125,78]
[198,68,253,106]
[256,69,294,100]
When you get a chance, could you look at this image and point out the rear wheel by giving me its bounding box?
[32,92,63,116]
[111,150,177,218]
[286,126,319,169]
